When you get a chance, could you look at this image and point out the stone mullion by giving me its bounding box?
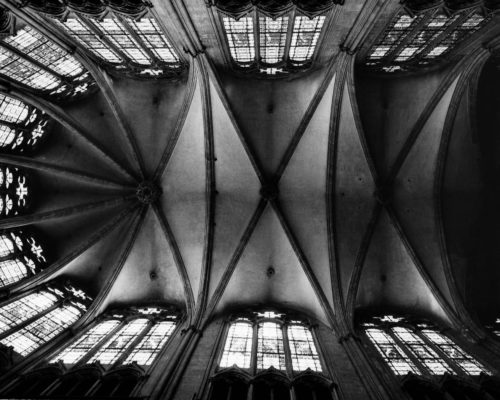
[254,8,261,65]
[251,322,259,375]
[282,322,294,378]
[382,10,434,67]
[112,318,153,368]
[0,298,63,341]
[0,42,68,82]
[76,14,134,66]
[117,15,158,65]
[73,319,127,367]
[283,9,295,64]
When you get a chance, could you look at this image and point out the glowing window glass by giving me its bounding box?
[91,18,151,65]
[127,18,179,64]
[289,16,325,62]
[223,16,255,64]
[0,258,30,286]
[421,330,489,375]
[365,328,420,375]
[392,327,453,375]
[259,16,289,64]
[0,95,29,123]
[0,304,82,356]
[0,126,15,147]
[287,324,321,372]
[88,318,149,365]
[0,291,58,334]
[55,17,122,64]
[257,321,286,370]
[0,234,14,257]
[124,320,176,366]
[4,27,83,77]
[220,320,253,369]
[51,319,120,364]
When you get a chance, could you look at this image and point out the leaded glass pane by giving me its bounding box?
[127,18,179,64]
[365,328,420,375]
[0,258,29,286]
[0,234,14,257]
[392,327,453,375]
[88,318,149,365]
[223,16,255,64]
[287,324,321,372]
[421,330,490,375]
[257,321,286,370]
[259,16,289,64]
[51,319,121,364]
[0,291,58,334]
[55,17,122,64]
[220,320,253,369]
[124,320,176,366]
[0,94,29,123]
[4,27,84,77]
[0,304,82,356]
[0,47,60,90]
[91,18,151,65]
[289,16,325,62]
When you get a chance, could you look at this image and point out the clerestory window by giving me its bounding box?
[0,93,51,153]
[0,282,90,357]
[0,229,48,287]
[218,9,328,75]
[365,6,489,72]
[50,306,178,369]
[361,315,492,377]
[0,165,32,217]
[0,21,94,99]
[27,5,183,78]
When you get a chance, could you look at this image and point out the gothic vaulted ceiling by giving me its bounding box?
[3,0,500,337]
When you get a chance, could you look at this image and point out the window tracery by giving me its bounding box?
[360,315,492,377]
[0,282,90,357]
[0,15,94,100]
[211,310,334,400]
[211,1,335,75]
[0,93,51,154]
[364,3,492,73]
[0,229,47,288]
[0,166,32,217]
[23,1,184,78]
[50,306,178,369]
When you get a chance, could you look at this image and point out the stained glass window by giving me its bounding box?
[220,320,253,369]
[287,324,322,372]
[51,320,120,365]
[0,283,90,358]
[2,305,82,356]
[421,330,489,376]
[365,328,420,375]
[0,234,13,257]
[259,16,289,64]
[88,319,149,365]
[392,327,453,375]
[257,321,286,370]
[0,166,30,217]
[0,258,30,286]
[124,320,176,366]
[365,8,489,71]
[222,16,255,64]
[362,316,491,378]
[289,16,325,63]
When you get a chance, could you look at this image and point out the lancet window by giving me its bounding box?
[365,5,490,72]
[211,311,333,400]
[0,229,48,287]
[0,282,90,357]
[0,165,32,217]
[24,1,183,78]
[50,306,178,369]
[0,93,51,153]
[360,315,492,377]
[211,0,334,75]
[0,15,94,99]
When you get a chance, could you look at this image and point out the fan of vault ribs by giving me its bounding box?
[0,2,497,339]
